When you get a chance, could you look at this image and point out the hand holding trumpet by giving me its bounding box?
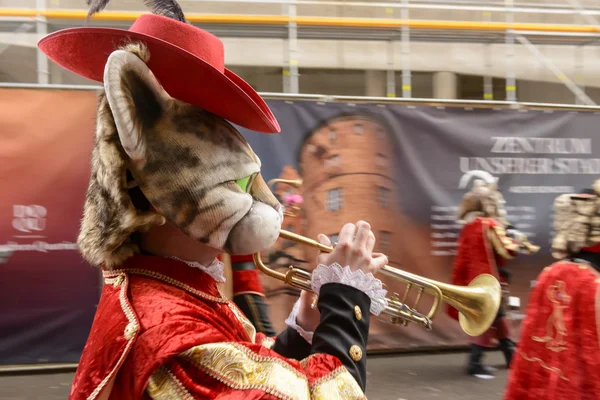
[295,221,389,333]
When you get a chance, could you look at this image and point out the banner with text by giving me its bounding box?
[0,88,99,364]
[241,102,600,351]
[2,88,599,363]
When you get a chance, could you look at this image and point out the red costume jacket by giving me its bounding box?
[504,260,600,400]
[447,217,519,346]
[448,217,517,321]
[69,255,370,400]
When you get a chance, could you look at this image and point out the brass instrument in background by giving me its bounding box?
[505,226,540,255]
[267,178,304,218]
[255,179,502,337]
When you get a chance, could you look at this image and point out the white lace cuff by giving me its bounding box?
[285,298,314,344]
[311,263,388,316]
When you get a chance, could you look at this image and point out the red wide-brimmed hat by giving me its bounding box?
[38,13,280,133]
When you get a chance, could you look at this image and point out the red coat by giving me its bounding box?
[504,261,600,400]
[69,255,365,400]
[448,217,517,321]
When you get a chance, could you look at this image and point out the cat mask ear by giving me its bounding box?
[103,48,171,165]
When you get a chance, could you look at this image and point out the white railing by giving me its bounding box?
[2,82,600,112]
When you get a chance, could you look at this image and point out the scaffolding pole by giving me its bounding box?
[483,11,493,100]
[565,0,600,27]
[36,0,49,84]
[565,0,598,105]
[386,40,396,97]
[514,33,595,106]
[284,0,299,93]
[505,0,516,102]
[575,44,585,105]
[400,0,411,98]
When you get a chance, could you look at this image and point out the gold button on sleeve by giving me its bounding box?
[354,305,362,321]
[349,345,363,362]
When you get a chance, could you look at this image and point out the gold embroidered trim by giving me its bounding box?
[261,337,276,350]
[487,223,517,260]
[481,220,501,278]
[104,269,228,303]
[521,352,569,381]
[226,301,257,344]
[104,269,258,345]
[532,280,571,352]
[146,365,194,400]
[88,273,139,400]
[180,342,310,400]
[308,366,366,400]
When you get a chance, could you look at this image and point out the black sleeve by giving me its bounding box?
[310,283,371,392]
[271,326,312,360]
[233,293,276,337]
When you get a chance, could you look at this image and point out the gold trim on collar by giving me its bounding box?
[104,269,228,303]
[104,269,257,343]
[88,272,140,400]
[180,342,310,400]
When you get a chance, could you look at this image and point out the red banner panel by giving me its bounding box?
[0,88,100,364]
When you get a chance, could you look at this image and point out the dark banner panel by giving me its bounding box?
[2,88,599,363]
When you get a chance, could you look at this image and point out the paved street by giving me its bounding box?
[0,351,509,400]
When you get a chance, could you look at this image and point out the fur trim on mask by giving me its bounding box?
[551,180,600,259]
[76,43,165,268]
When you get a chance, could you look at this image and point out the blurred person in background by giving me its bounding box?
[227,253,276,336]
[448,171,539,379]
[504,182,600,400]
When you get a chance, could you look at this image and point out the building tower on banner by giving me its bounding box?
[298,113,400,269]
[297,112,404,347]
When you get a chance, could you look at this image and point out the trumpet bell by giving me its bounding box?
[457,274,502,337]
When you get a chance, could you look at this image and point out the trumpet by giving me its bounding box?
[256,179,502,336]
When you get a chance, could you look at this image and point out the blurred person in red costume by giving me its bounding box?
[226,253,277,336]
[448,171,540,379]
[37,1,389,398]
[504,182,600,400]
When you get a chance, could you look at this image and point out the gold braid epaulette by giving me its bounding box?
[487,224,540,259]
[487,224,519,260]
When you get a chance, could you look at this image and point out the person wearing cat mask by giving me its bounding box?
[38,1,389,398]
